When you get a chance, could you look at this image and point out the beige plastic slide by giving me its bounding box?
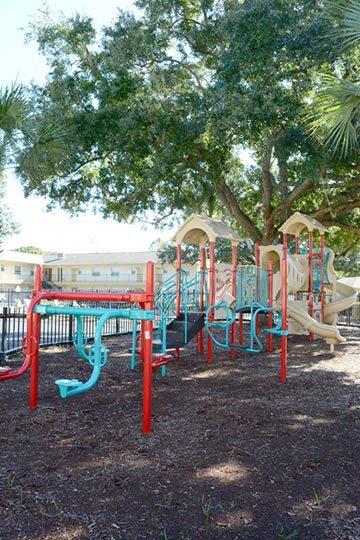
[274,252,352,344]
[287,300,345,345]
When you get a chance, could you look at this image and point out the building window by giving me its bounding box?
[0,266,4,272]
[92,268,101,276]
[14,266,21,275]
[111,268,120,277]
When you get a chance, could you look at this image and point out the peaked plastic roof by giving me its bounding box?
[172,214,242,246]
[279,212,327,236]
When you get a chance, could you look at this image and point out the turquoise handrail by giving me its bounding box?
[32,304,154,398]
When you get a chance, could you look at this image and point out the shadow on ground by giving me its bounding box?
[0,326,359,539]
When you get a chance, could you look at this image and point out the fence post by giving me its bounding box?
[68,314,73,343]
[1,307,8,360]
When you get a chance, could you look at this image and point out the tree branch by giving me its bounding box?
[215,179,262,241]
[323,220,360,236]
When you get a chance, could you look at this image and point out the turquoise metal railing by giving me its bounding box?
[236,265,269,310]
[152,269,208,356]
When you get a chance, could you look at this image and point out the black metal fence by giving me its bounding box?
[337,295,360,327]
[0,294,359,361]
[0,303,136,360]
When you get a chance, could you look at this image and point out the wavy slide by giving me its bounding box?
[286,300,345,345]
[324,281,357,325]
[275,251,356,345]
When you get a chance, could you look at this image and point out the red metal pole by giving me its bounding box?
[238,262,243,345]
[175,244,182,359]
[280,234,288,383]
[255,243,260,266]
[320,233,325,323]
[199,246,206,354]
[255,243,260,336]
[34,264,43,294]
[267,259,273,353]
[142,261,154,434]
[207,241,215,363]
[308,230,314,342]
[230,244,237,358]
[295,236,300,301]
[29,265,43,409]
[29,312,40,409]
[295,236,300,255]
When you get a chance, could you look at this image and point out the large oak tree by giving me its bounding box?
[23,1,360,248]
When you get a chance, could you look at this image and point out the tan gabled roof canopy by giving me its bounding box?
[172,214,242,246]
[279,212,327,236]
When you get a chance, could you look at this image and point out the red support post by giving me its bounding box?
[295,236,300,255]
[255,243,260,336]
[230,244,237,358]
[267,259,273,353]
[199,246,206,354]
[175,244,182,359]
[29,265,43,409]
[308,230,314,342]
[295,236,300,301]
[207,241,215,363]
[142,261,154,434]
[29,312,40,409]
[280,234,288,383]
[320,233,325,323]
[238,262,243,345]
[255,243,260,266]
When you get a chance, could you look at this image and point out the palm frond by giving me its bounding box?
[325,0,360,47]
[307,75,360,157]
[0,84,28,135]
[19,122,69,182]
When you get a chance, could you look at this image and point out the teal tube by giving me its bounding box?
[56,312,112,398]
[74,316,91,362]
[130,319,137,371]
[35,304,154,321]
[247,305,263,353]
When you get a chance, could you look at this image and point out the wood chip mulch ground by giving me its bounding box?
[0,327,360,540]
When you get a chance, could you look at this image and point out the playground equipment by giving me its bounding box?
[259,212,357,350]
[0,212,354,434]
[148,214,288,380]
[154,212,355,384]
[0,262,157,433]
[150,214,243,362]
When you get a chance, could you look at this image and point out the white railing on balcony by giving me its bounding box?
[50,273,166,284]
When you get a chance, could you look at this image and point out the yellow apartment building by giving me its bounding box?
[43,251,195,292]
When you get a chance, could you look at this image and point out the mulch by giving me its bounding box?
[0,326,359,540]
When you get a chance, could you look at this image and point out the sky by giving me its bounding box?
[0,0,177,253]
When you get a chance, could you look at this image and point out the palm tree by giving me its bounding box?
[307,1,360,157]
[0,84,28,174]
[0,83,68,243]
[0,83,68,181]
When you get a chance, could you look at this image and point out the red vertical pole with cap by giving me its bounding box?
[142,261,154,434]
[320,233,325,323]
[29,264,43,409]
[199,246,206,354]
[295,236,300,301]
[175,244,182,358]
[280,234,288,383]
[230,244,237,358]
[255,243,260,336]
[238,262,243,345]
[308,230,314,342]
[207,241,215,363]
[267,259,273,353]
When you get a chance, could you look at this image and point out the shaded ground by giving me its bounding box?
[0,327,360,539]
